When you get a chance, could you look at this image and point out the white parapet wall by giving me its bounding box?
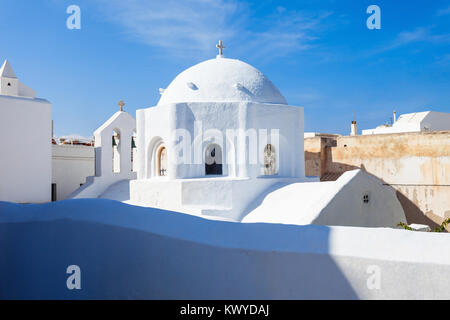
[0,199,449,299]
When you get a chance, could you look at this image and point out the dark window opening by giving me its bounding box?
[51,183,57,202]
[205,144,223,175]
[363,194,370,203]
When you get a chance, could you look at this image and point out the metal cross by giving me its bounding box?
[118,100,125,111]
[216,40,225,56]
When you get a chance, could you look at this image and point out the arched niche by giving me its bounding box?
[146,137,169,178]
[157,145,168,176]
[263,144,277,175]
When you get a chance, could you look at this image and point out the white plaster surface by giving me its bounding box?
[0,95,52,203]
[52,144,95,200]
[135,101,304,181]
[243,170,407,227]
[0,60,50,203]
[0,199,449,299]
[129,176,317,221]
[362,111,450,135]
[0,60,36,98]
[158,57,287,105]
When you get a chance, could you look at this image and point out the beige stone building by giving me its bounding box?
[305,130,450,231]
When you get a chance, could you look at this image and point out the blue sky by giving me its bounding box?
[0,0,449,137]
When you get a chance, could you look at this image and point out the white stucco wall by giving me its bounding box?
[362,123,420,135]
[243,170,406,228]
[158,57,288,106]
[52,145,95,200]
[130,99,307,220]
[0,95,52,203]
[135,101,304,180]
[129,176,317,221]
[0,199,448,299]
[421,111,450,131]
[362,111,450,135]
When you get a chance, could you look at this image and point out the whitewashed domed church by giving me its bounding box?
[72,42,406,227]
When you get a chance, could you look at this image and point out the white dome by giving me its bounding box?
[158,57,287,106]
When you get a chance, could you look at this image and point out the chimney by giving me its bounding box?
[350,111,358,136]
[393,110,397,123]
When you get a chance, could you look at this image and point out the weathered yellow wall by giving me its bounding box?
[304,137,321,177]
[305,131,450,229]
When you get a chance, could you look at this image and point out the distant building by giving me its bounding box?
[57,136,94,147]
[0,58,95,203]
[0,60,52,203]
[304,130,450,231]
[362,111,450,135]
[304,132,340,139]
[52,140,95,201]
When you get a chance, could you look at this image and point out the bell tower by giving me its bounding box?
[0,60,36,98]
[0,60,19,96]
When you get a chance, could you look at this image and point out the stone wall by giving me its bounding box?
[305,135,337,178]
[304,137,322,177]
[305,131,450,230]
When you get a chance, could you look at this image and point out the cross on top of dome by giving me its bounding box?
[216,40,225,57]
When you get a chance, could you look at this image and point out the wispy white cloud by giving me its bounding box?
[95,0,331,59]
[437,6,450,16]
[97,0,238,56]
[242,10,332,59]
[394,27,450,46]
[367,27,450,56]
[393,28,430,46]
[435,54,450,66]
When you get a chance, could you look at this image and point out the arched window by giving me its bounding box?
[205,144,223,175]
[112,129,121,173]
[157,146,168,176]
[264,144,277,175]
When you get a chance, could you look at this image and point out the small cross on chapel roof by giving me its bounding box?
[216,40,225,57]
[118,100,125,112]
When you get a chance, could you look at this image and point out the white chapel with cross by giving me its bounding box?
[71,41,406,226]
[124,40,308,220]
